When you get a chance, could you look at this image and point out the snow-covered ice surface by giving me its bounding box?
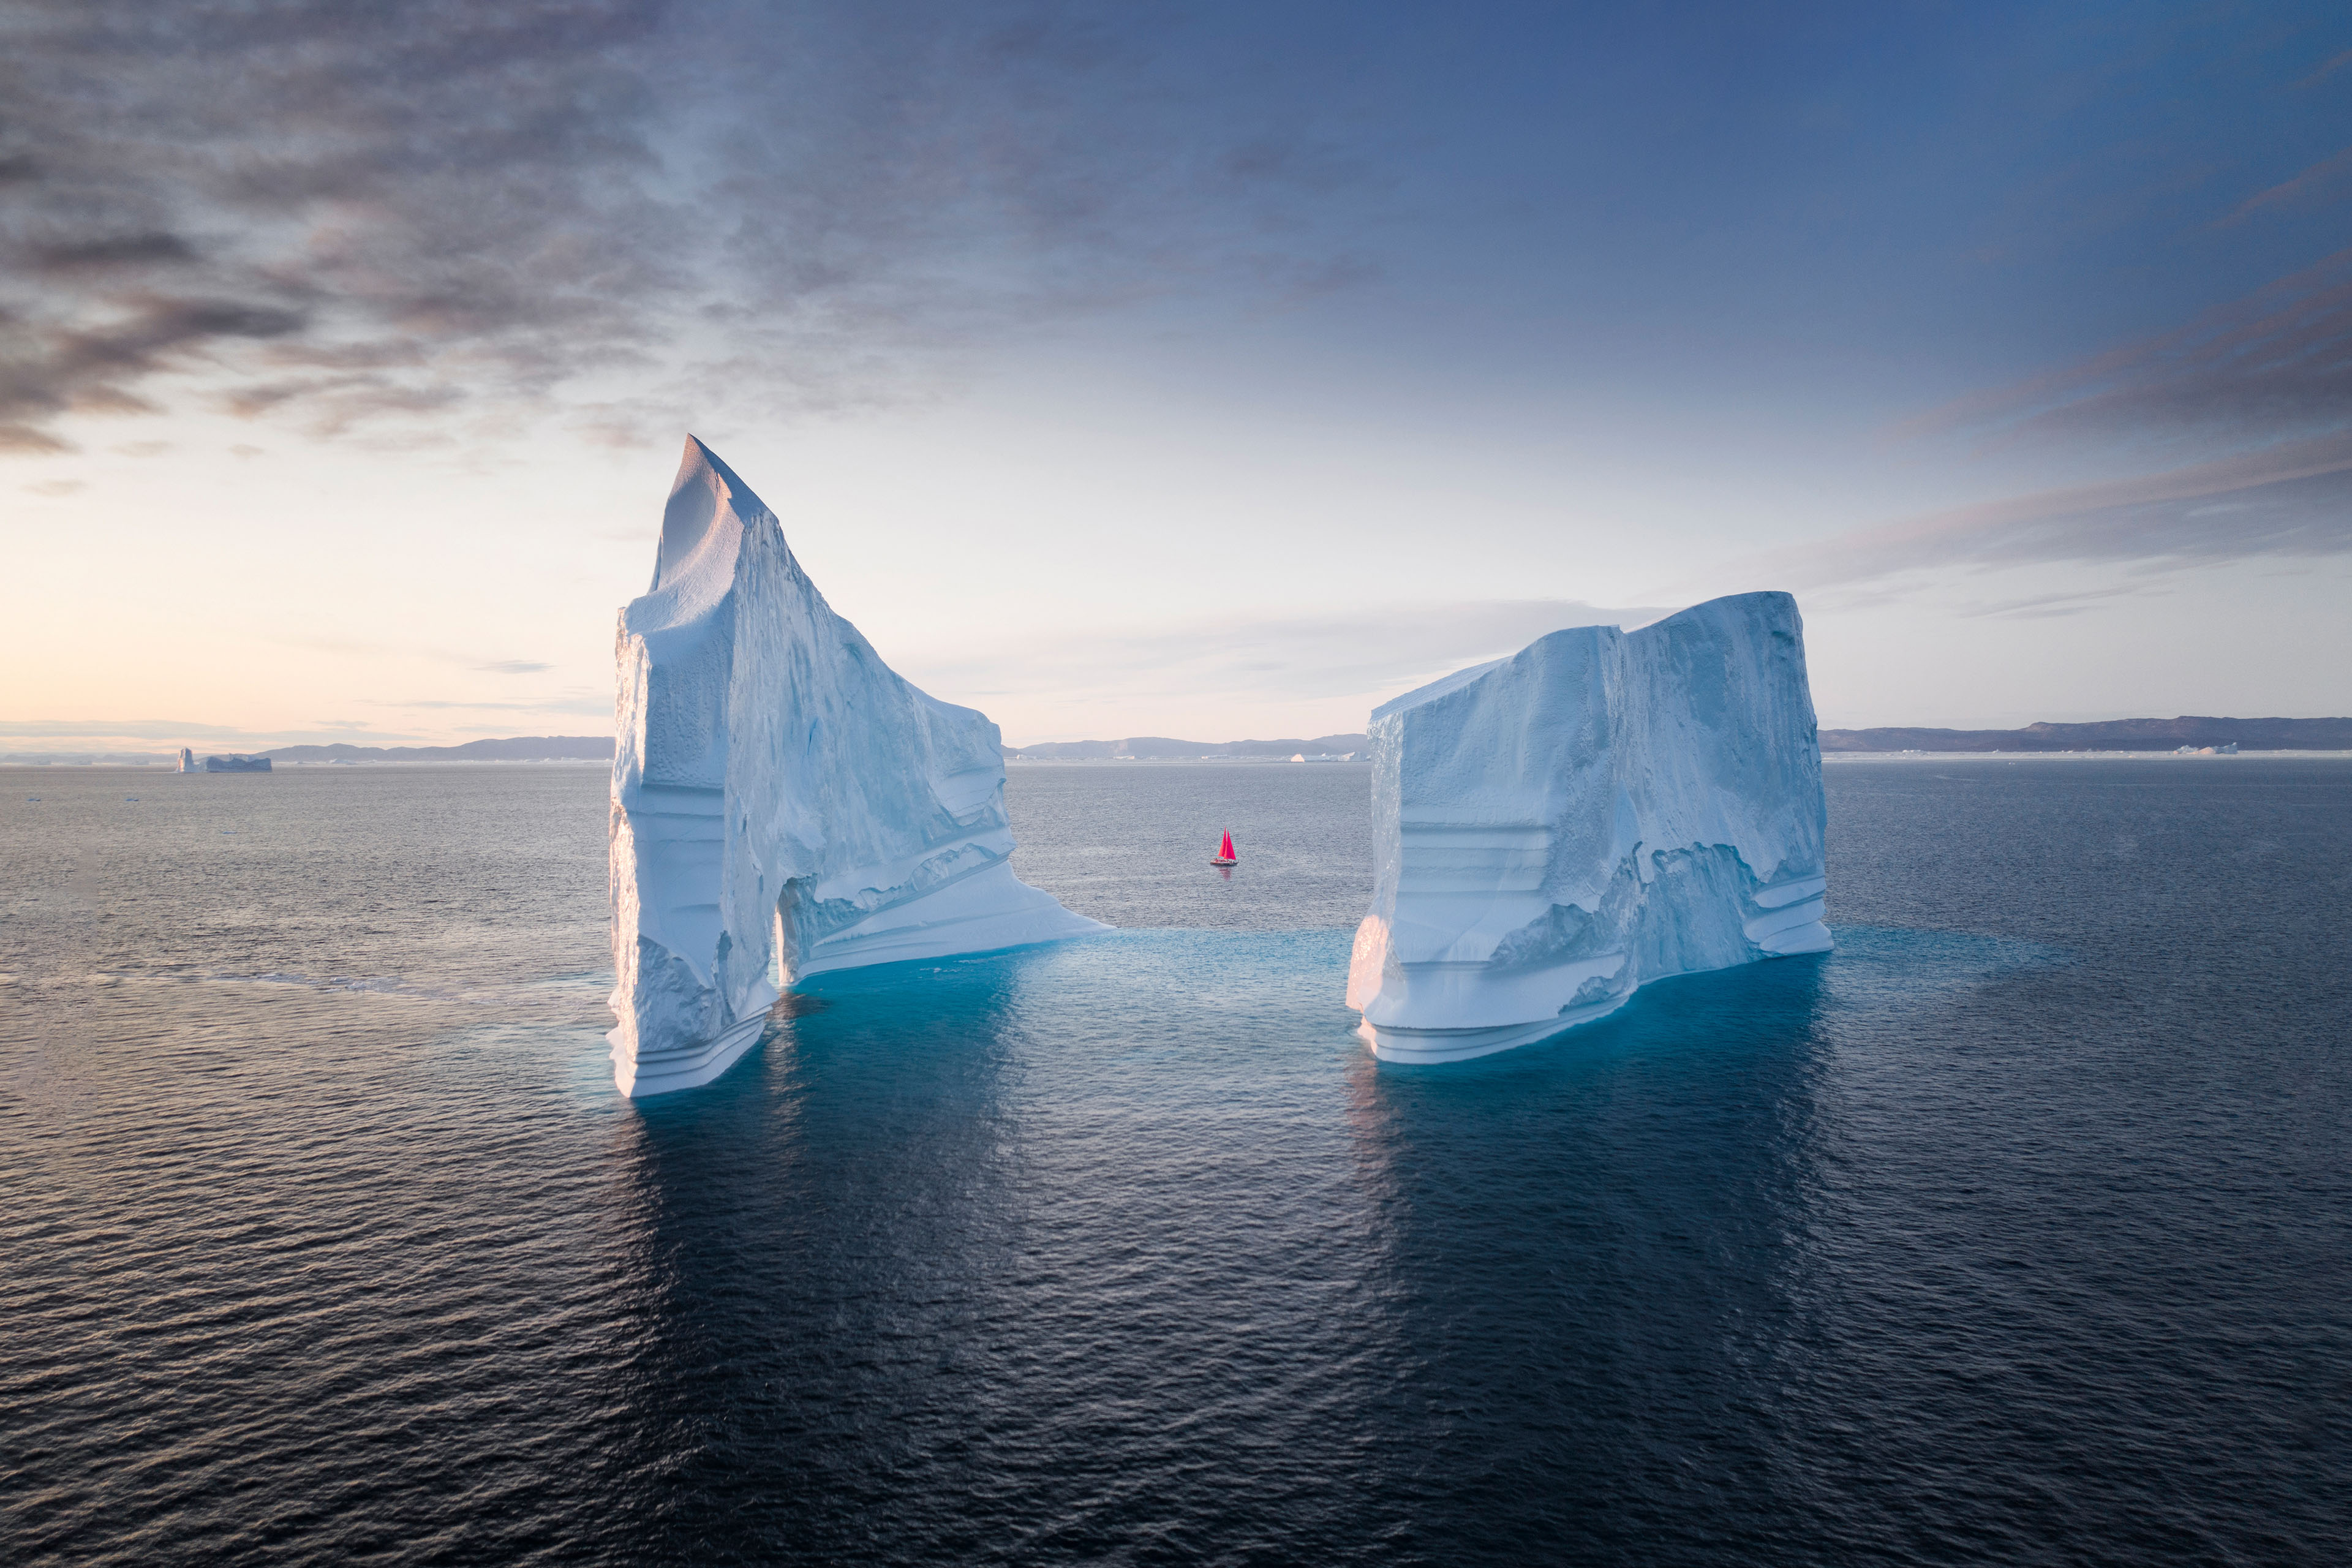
[1347,591,1830,1063]
[608,438,1105,1096]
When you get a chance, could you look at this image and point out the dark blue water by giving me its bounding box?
[3,759,2348,1564]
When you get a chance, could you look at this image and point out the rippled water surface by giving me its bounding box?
[4,758,2348,1565]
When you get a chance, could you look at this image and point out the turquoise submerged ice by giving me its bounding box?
[608,438,1104,1098]
[1348,592,1830,1062]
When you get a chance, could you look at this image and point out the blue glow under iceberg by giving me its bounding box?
[1346,591,1830,1063]
[608,437,1105,1096]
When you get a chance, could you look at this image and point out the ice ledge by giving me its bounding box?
[1358,990,1635,1063]
[798,861,1106,977]
[611,1011,770,1098]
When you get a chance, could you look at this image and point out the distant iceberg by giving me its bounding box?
[1346,591,1830,1063]
[608,437,1104,1097]
[178,747,271,773]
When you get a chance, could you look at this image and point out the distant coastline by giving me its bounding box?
[1818,717,2352,752]
[265,737,614,763]
[6,715,2352,768]
[1008,717,2352,758]
[0,736,613,766]
[1004,733,1367,761]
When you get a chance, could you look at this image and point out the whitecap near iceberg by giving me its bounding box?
[608,437,1105,1096]
[1346,591,1830,1063]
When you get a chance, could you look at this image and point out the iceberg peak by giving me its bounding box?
[650,434,741,594]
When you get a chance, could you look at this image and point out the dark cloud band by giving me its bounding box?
[1716,431,2352,595]
[0,0,1368,453]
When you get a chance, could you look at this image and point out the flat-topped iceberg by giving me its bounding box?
[1346,591,1830,1063]
[176,748,271,773]
[608,437,1104,1096]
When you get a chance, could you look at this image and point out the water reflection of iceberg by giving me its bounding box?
[576,925,2065,1559]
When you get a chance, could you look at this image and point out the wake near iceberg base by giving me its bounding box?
[1346,592,1830,1063]
[607,439,1104,1097]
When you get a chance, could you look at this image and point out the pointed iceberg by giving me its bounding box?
[1346,591,1830,1063]
[608,437,1105,1096]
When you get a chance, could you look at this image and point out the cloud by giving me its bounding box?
[371,697,611,714]
[1951,585,2165,620]
[0,718,427,748]
[0,425,73,454]
[0,718,254,739]
[900,599,1673,719]
[2220,146,2352,225]
[1,295,311,442]
[1791,243,2352,600]
[273,635,565,676]
[31,232,200,271]
[1695,431,2352,594]
[1892,247,2352,456]
[0,1,1376,454]
[2292,48,2352,91]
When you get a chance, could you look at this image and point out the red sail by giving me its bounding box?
[1218,831,1236,861]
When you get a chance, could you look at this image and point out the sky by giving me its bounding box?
[6,0,2351,752]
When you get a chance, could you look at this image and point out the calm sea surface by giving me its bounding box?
[3,758,2348,1566]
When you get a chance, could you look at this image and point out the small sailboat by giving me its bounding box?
[1212,829,1237,867]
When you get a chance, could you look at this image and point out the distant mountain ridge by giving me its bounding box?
[1004,733,1369,760]
[1820,717,2352,752]
[17,716,2346,769]
[265,736,614,762]
[265,733,1379,763]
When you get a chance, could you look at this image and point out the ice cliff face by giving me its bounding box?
[609,437,1105,1096]
[1346,591,1830,1063]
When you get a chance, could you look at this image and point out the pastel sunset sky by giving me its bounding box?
[7,1,2351,750]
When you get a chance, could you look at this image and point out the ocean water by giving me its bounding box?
[2,758,2348,1566]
